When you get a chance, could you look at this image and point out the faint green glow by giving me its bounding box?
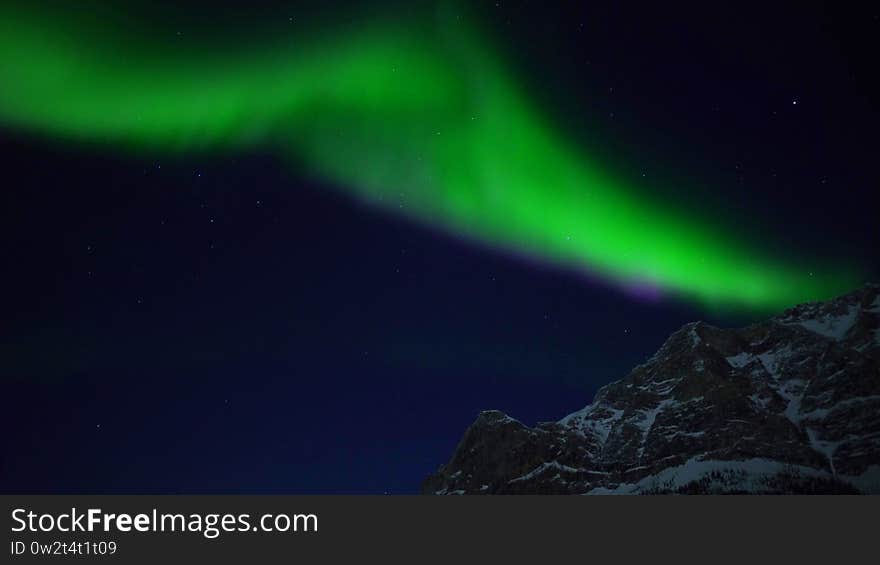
[0,6,858,309]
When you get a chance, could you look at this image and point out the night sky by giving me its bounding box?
[1,1,878,493]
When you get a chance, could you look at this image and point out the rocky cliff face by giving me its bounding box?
[423,284,880,494]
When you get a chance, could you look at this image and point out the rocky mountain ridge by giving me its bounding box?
[423,284,880,494]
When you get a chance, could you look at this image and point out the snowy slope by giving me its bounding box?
[424,284,880,494]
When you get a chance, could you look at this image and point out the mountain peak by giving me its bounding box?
[423,284,880,494]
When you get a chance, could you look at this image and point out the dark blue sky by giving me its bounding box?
[1,1,878,493]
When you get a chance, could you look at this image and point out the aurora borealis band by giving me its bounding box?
[0,5,859,309]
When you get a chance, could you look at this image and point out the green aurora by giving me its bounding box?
[0,5,859,310]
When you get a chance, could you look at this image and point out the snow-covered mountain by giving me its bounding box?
[423,284,880,494]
